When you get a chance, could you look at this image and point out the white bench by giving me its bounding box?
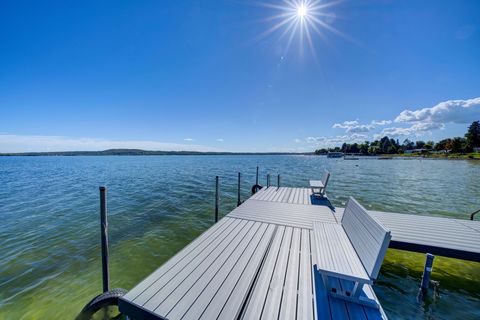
[309,170,330,197]
[313,197,391,308]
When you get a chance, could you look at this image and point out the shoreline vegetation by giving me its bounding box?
[315,120,480,160]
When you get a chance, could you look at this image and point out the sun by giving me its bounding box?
[254,0,345,57]
[297,4,307,18]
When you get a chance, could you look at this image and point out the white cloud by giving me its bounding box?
[395,97,480,124]
[305,134,368,147]
[371,120,392,125]
[373,97,480,139]
[183,138,194,142]
[376,122,445,138]
[0,135,218,153]
[294,138,302,143]
[333,120,374,133]
[216,138,224,142]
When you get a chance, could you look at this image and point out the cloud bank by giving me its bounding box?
[305,97,480,145]
[377,97,480,138]
[305,134,368,147]
[395,97,480,124]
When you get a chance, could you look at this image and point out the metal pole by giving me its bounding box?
[256,166,259,185]
[277,174,280,189]
[215,176,219,222]
[418,253,435,297]
[237,172,241,207]
[267,174,270,187]
[99,186,109,293]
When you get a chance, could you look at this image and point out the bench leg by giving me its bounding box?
[350,281,363,298]
[322,274,331,291]
[329,281,380,309]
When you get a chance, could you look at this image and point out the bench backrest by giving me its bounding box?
[321,170,330,189]
[341,197,391,279]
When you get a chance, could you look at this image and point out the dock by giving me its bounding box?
[253,187,480,262]
[118,186,479,319]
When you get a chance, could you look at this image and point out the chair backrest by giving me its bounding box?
[321,170,330,189]
[341,197,391,279]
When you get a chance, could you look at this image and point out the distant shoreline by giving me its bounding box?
[393,152,480,160]
[0,149,313,156]
[1,149,478,160]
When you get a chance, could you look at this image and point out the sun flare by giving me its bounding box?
[255,0,345,57]
[297,5,307,17]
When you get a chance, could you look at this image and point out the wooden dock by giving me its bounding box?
[119,186,479,319]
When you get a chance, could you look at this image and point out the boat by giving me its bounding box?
[327,151,344,158]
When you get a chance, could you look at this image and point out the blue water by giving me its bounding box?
[0,155,479,319]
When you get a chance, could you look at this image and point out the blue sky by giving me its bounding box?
[1,0,479,152]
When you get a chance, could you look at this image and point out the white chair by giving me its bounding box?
[312,197,391,308]
[309,170,330,197]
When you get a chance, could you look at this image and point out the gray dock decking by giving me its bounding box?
[119,188,388,319]
[119,185,478,319]
[253,187,480,262]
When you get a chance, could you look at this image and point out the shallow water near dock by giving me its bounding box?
[0,155,479,319]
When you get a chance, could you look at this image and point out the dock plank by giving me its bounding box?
[278,228,301,320]
[177,223,270,320]
[297,229,314,320]
[215,225,277,319]
[261,227,293,320]
[151,220,255,315]
[123,217,237,303]
[241,226,286,319]
[228,199,336,229]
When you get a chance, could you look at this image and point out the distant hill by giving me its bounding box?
[0,149,313,156]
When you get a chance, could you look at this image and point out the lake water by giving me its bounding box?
[0,155,479,319]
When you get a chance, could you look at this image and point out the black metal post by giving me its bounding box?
[256,166,259,185]
[237,172,241,207]
[277,174,280,189]
[418,253,435,298]
[267,174,270,187]
[215,176,219,222]
[99,186,109,293]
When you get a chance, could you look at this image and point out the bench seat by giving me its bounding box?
[310,170,330,197]
[313,197,391,308]
[313,222,371,284]
[309,180,325,188]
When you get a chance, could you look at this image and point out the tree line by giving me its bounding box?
[315,121,480,155]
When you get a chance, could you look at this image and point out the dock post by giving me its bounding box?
[237,172,241,207]
[215,176,219,222]
[277,174,280,189]
[256,166,259,185]
[267,174,270,187]
[418,253,435,299]
[99,186,109,293]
